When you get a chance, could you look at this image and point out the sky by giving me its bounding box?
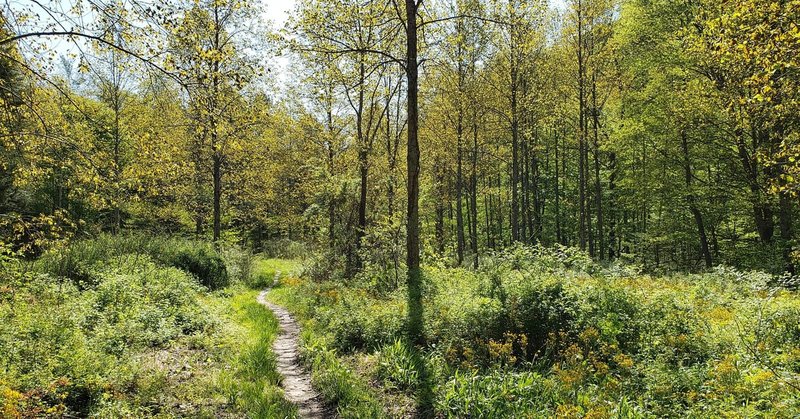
[261,0,569,27]
[260,0,570,88]
[261,0,296,28]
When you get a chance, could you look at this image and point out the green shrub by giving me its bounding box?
[171,247,229,290]
[221,245,254,285]
[503,275,576,357]
[301,331,384,418]
[436,370,554,418]
[262,238,308,259]
[271,244,800,417]
[0,256,212,416]
[35,233,231,290]
[375,340,420,392]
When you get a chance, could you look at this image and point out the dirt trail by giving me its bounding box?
[257,282,329,418]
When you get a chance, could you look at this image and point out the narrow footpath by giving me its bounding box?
[257,284,329,418]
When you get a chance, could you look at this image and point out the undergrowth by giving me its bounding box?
[270,244,800,417]
[0,235,294,417]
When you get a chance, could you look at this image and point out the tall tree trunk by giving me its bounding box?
[405,0,422,344]
[211,5,222,243]
[607,151,617,258]
[112,89,122,234]
[681,131,712,268]
[591,75,604,259]
[456,111,465,265]
[530,127,542,243]
[555,129,562,245]
[521,126,530,242]
[510,80,520,242]
[585,141,594,256]
[470,115,479,268]
[354,59,368,272]
[486,175,495,248]
[779,192,794,273]
[435,200,445,255]
[357,147,368,269]
[509,6,520,243]
[327,100,336,249]
[577,0,587,252]
[736,130,774,243]
[212,149,221,242]
[496,172,504,245]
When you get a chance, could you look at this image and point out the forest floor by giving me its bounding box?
[257,282,329,418]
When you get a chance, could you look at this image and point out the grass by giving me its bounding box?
[300,330,384,418]
[0,236,299,418]
[221,288,297,418]
[266,245,800,417]
[268,272,386,418]
[247,258,303,289]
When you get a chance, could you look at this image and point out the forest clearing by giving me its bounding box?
[1,0,800,417]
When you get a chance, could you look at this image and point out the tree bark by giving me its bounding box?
[327,95,336,249]
[405,0,423,345]
[681,131,712,269]
[591,75,604,259]
[456,109,465,264]
[577,0,587,252]
[470,114,479,269]
[212,149,221,242]
[555,129,562,245]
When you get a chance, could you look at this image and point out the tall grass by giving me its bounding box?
[222,290,297,418]
[269,245,800,417]
[34,233,229,290]
[1,236,299,417]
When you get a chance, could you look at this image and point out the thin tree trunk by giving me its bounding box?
[780,190,794,273]
[509,5,520,242]
[211,4,222,243]
[607,151,617,258]
[681,131,712,269]
[470,115,479,268]
[354,59,368,272]
[212,150,221,242]
[456,110,465,264]
[577,0,587,252]
[327,97,336,248]
[555,129,562,245]
[357,148,368,269]
[591,75,604,259]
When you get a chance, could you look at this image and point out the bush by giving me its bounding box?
[375,340,420,392]
[171,247,229,290]
[36,234,231,291]
[0,256,212,416]
[261,238,308,259]
[273,243,800,417]
[301,332,384,418]
[436,370,554,417]
[323,292,406,352]
[221,245,254,285]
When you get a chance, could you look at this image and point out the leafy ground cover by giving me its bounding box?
[269,245,800,418]
[0,235,295,418]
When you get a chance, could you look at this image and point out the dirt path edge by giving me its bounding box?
[257,284,330,418]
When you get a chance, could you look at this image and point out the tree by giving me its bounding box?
[168,0,262,242]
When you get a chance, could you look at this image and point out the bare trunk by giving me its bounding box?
[212,149,221,242]
[405,0,422,344]
[456,111,465,264]
[577,0,587,252]
[591,76,603,259]
[470,115,479,269]
[681,131,712,268]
